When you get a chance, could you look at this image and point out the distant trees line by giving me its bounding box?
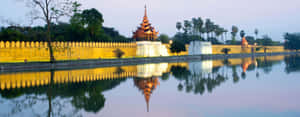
[0,9,131,42]
[161,17,300,54]
[284,33,300,50]
[171,17,282,45]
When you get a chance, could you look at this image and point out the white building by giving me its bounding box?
[189,41,212,55]
[136,41,169,57]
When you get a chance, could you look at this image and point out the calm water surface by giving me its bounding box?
[1,55,300,117]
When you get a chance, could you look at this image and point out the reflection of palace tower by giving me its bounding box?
[133,63,167,112]
[134,77,159,112]
[241,58,257,72]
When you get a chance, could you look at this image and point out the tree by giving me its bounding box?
[158,34,170,44]
[284,33,300,50]
[113,48,125,58]
[231,25,239,44]
[192,18,198,35]
[221,48,231,55]
[174,17,225,44]
[245,36,255,45]
[176,22,182,32]
[22,0,80,63]
[205,19,213,40]
[170,40,186,54]
[284,55,300,73]
[196,17,204,38]
[254,28,259,40]
[222,29,228,43]
[183,20,192,34]
[256,35,274,46]
[214,25,223,41]
[81,8,110,41]
[240,30,245,38]
[70,8,111,42]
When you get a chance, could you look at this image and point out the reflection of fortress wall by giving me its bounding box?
[137,63,168,78]
[189,41,212,55]
[136,41,169,57]
[0,66,137,90]
[211,56,285,68]
[189,60,213,75]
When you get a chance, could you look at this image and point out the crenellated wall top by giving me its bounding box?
[0,41,137,48]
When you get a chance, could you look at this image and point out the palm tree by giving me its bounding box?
[192,18,198,35]
[210,22,215,38]
[183,20,192,34]
[224,29,228,43]
[254,28,258,40]
[205,19,212,40]
[176,22,182,32]
[197,17,204,38]
[231,25,239,44]
[214,25,223,41]
[240,30,246,39]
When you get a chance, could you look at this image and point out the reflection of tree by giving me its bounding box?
[170,66,227,95]
[232,66,239,83]
[255,57,280,74]
[170,66,191,81]
[0,71,126,116]
[161,73,170,81]
[212,67,221,73]
[114,67,125,75]
[222,59,231,66]
[284,55,300,73]
[71,91,105,113]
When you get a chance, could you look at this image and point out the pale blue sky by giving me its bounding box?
[1,0,300,41]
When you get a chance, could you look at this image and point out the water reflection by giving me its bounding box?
[284,55,300,73]
[0,55,299,116]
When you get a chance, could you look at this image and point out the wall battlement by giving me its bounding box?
[0,41,136,48]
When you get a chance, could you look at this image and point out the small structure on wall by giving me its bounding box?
[241,37,249,48]
[188,41,212,55]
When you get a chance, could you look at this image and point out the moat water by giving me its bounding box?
[1,55,300,117]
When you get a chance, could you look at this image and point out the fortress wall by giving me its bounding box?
[0,41,286,63]
[212,45,285,54]
[0,41,136,62]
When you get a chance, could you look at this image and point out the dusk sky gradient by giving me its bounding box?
[1,0,300,41]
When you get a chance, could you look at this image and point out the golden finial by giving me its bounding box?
[144,5,147,17]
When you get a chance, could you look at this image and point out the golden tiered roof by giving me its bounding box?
[133,5,159,41]
[241,37,249,47]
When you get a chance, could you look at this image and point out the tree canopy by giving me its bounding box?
[170,40,186,54]
[284,33,300,50]
[0,8,131,42]
[158,34,170,44]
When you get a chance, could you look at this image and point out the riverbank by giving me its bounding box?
[0,52,299,73]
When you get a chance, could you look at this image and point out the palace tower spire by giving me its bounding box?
[133,5,159,41]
